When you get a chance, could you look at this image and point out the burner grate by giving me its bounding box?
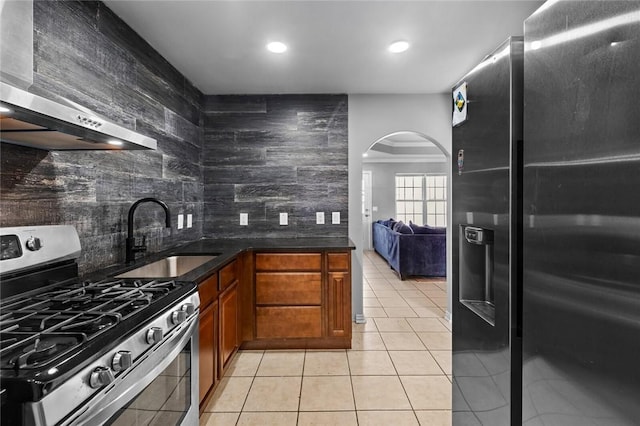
[0,278,183,370]
[1,333,87,370]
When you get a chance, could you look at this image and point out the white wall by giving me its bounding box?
[348,94,453,323]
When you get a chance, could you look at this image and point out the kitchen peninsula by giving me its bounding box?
[107,237,355,412]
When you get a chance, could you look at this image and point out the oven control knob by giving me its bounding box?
[171,310,187,325]
[89,367,115,389]
[112,350,133,372]
[26,237,43,251]
[146,327,163,345]
[181,303,196,315]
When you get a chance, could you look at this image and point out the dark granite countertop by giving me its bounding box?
[89,237,355,284]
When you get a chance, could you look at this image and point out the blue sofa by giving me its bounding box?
[372,220,446,279]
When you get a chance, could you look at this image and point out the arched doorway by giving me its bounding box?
[357,129,453,417]
[346,94,453,325]
[362,131,448,250]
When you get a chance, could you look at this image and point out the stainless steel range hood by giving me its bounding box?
[0,82,157,151]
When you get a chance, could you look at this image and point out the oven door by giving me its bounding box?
[63,315,199,426]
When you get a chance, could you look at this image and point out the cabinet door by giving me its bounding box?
[199,301,217,404]
[328,271,351,337]
[219,281,239,373]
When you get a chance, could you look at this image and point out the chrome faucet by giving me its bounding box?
[126,197,171,263]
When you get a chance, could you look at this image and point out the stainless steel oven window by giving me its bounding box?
[106,342,192,426]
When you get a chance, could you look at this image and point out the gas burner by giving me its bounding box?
[18,338,58,368]
[0,311,121,339]
[130,298,150,309]
[0,278,187,367]
[60,313,119,334]
[3,333,85,370]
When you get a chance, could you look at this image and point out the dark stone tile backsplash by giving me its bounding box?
[0,2,348,274]
[0,1,203,274]
[202,95,348,239]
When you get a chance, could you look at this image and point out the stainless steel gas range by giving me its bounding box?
[0,225,200,426]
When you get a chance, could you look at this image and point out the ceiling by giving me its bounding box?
[103,0,544,95]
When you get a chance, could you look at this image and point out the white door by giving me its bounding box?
[362,170,373,250]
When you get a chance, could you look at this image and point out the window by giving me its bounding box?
[426,175,447,227]
[395,175,424,225]
[395,174,447,227]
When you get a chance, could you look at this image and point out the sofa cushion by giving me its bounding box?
[379,218,397,228]
[409,221,446,234]
[393,221,414,234]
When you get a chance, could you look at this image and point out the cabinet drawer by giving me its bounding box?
[327,253,349,271]
[219,260,237,291]
[256,306,322,338]
[256,273,321,305]
[198,274,218,308]
[255,253,321,271]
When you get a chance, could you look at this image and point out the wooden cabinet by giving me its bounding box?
[199,273,218,308]
[256,272,322,305]
[327,253,351,338]
[219,259,238,292]
[255,253,321,271]
[255,253,323,340]
[198,274,218,410]
[249,250,351,348]
[198,301,217,404]
[218,260,240,376]
[328,252,350,271]
[198,259,241,409]
[219,281,239,373]
[197,247,351,410]
[256,306,322,338]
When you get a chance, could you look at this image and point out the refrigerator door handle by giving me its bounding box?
[464,226,492,244]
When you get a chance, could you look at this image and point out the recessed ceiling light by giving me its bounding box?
[0,105,11,113]
[388,40,410,53]
[108,140,123,146]
[267,41,287,54]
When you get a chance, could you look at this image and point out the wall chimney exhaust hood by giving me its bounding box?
[0,82,157,151]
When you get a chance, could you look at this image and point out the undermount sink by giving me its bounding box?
[115,255,218,278]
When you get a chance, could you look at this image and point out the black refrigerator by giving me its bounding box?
[451,35,524,426]
[452,2,640,425]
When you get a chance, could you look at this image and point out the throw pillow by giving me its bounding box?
[393,220,414,234]
[381,218,397,228]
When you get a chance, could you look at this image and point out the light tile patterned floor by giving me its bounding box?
[200,250,452,425]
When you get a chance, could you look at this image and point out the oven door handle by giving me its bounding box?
[62,316,199,426]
